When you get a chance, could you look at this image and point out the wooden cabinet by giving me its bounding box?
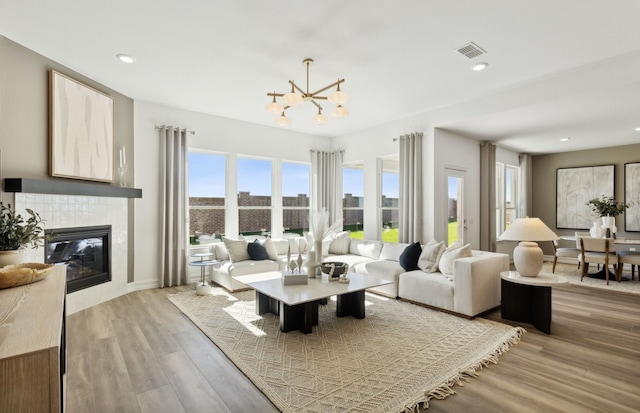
[0,265,66,413]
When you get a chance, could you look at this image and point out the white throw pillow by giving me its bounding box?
[438,242,472,279]
[222,236,250,263]
[329,231,351,254]
[213,243,229,261]
[260,238,279,261]
[418,239,446,273]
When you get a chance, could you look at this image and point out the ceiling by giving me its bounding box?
[2,0,639,155]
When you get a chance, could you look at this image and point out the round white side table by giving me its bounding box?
[189,252,217,296]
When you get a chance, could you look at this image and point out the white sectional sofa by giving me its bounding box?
[205,235,508,318]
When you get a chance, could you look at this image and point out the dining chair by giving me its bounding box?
[551,239,580,273]
[618,250,640,281]
[579,237,620,285]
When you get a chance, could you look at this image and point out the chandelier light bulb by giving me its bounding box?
[328,82,349,105]
[283,84,303,106]
[312,108,328,125]
[275,112,291,126]
[265,95,284,114]
[331,105,349,118]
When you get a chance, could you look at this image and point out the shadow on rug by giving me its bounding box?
[169,289,525,413]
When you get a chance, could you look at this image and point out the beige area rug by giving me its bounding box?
[543,262,640,295]
[168,288,524,412]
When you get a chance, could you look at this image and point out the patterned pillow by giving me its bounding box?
[222,236,249,263]
[418,239,446,273]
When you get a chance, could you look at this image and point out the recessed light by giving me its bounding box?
[635,127,640,131]
[471,62,488,71]
[560,137,571,142]
[116,54,135,63]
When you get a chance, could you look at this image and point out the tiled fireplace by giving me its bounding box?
[14,192,129,314]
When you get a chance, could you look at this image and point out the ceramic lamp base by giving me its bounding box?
[513,241,543,277]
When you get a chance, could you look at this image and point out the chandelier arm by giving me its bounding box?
[310,100,322,110]
[289,80,306,96]
[309,79,345,97]
[267,92,285,97]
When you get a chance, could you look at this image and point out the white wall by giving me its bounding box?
[133,101,330,289]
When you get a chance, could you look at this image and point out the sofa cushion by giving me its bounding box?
[399,270,455,312]
[247,239,269,260]
[399,241,422,271]
[324,254,374,269]
[213,243,230,261]
[349,239,383,259]
[418,239,446,273]
[272,238,292,256]
[259,238,279,260]
[439,242,472,279]
[354,259,405,297]
[222,237,250,263]
[219,260,280,277]
[329,231,351,254]
[379,242,409,261]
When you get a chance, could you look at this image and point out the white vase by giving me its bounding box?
[589,221,603,238]
[0,250,28,268]
[314,240,323,262]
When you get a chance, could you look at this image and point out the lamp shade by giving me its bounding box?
[331,105,349,118]
[498,217,559,242]
[498,217,558,277]
[275,112,291,126]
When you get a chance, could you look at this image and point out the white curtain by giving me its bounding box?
[480,142,497,251]
[518,153,533,218]
[398,132,423,243]
[159,126,189,287]
[310,150,343,224]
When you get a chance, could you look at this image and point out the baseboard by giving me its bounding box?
[127,279,161,292]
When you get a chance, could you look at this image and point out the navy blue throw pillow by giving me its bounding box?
[247,239,269,260]
[399,241,422,271]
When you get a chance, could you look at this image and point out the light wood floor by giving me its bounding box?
[66,281,640,413]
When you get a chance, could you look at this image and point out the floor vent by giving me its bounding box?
[455,42,487,59]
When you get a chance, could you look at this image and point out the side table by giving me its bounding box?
[189,252,217,296]
[500,271,568,334]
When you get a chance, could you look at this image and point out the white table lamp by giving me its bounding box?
[498,217,559,277]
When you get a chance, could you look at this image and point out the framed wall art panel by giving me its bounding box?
[556,164,614,229]
[50,70,114,182]
[625,162,640,232]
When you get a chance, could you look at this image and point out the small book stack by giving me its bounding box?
[282,271,308,285]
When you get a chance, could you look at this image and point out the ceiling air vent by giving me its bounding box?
[455,42,487,59]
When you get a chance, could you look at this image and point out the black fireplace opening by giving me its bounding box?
[45,225,111,294]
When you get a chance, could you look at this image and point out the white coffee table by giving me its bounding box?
[234,272,392,334]
[500,271,568,334]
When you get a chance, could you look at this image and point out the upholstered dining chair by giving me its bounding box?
[551,239,580,273]
[618,250,640,281]
[579,237,620,285]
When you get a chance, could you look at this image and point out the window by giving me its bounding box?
[380,158,399,242]
[188,151,226,241]
[496,163,519,235]
[343,163,364,239]
[238,157,272,237]
[282,162,310,236]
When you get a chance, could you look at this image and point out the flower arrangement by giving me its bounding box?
[308,209,343,243]
[0,202,46,251]
[586,195,631,217]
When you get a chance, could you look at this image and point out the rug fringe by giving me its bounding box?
[404,326,526,412]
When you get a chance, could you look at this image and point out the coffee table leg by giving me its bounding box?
[279,301,319,334]
[336,290,365,319]
[256,291,279,316]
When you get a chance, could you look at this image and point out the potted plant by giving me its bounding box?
[0,202,46,267]
[586,195,631,237]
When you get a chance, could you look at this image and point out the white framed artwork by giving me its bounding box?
[50,70,114,182]
[625,162,640,232]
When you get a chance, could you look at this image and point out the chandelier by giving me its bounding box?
[265,58,349,126]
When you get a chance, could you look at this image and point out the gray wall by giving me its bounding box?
[532,143,640,254]
[0,35,136,282]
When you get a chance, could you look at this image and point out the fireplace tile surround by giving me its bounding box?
[14,192,128,314]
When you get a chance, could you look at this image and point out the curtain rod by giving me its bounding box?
[309,149,345,154]
[154,125,196,135]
